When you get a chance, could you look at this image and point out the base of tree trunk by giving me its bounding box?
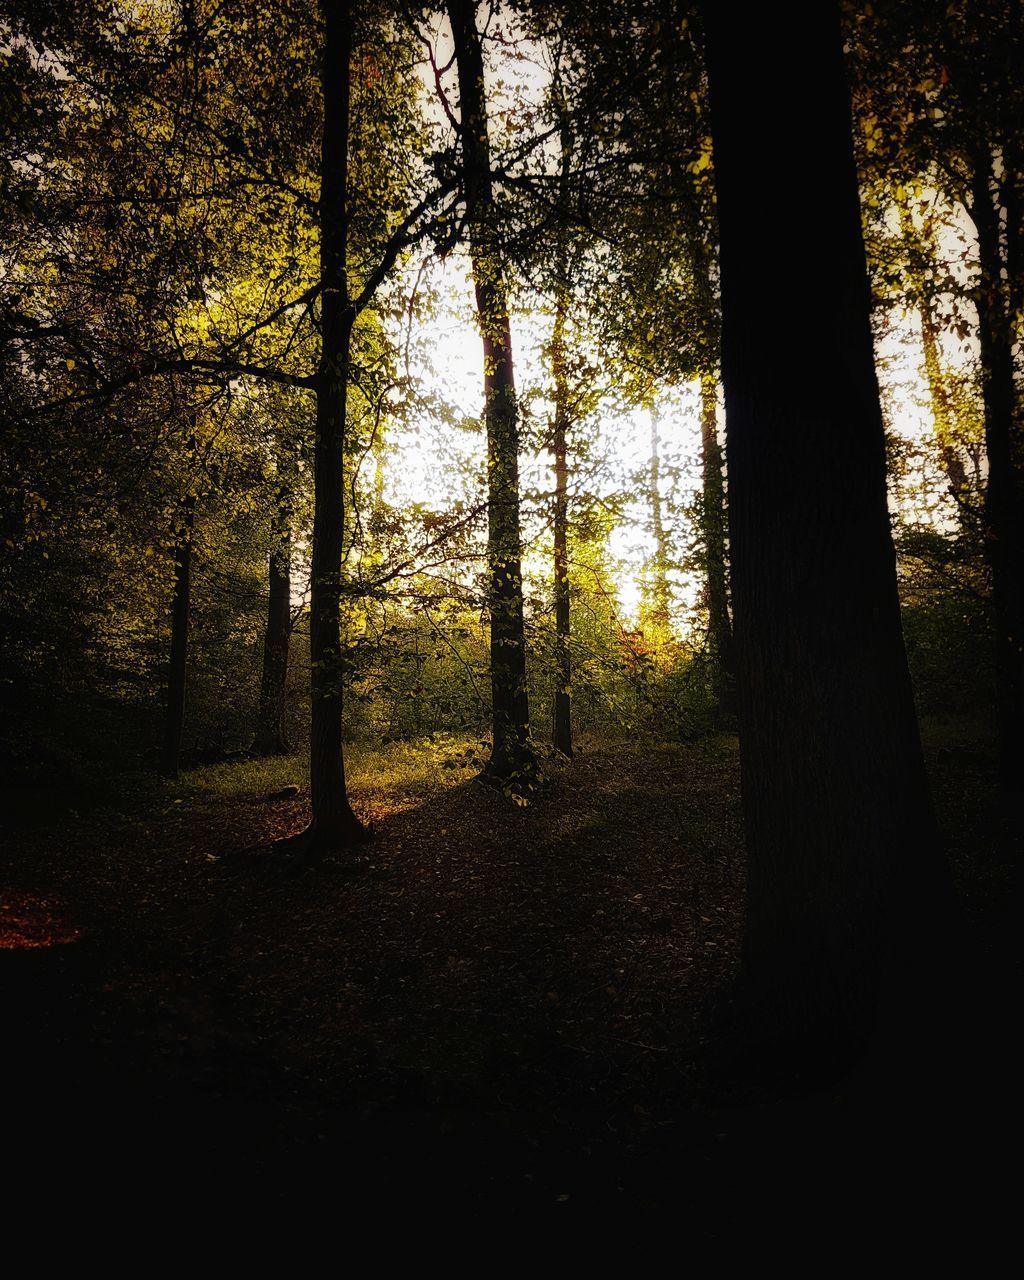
[272,812,372,860]
[702,969,876,1095]
[709,872,965,1094]
[479,744,544,798]
[250,735,291,758]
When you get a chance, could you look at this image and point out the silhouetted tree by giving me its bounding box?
[550,281,572,756]
[302,0,368,848]
[968,149,1024,798]
[161,493,195,779]
[448,0,537,789]
[699,373,734,703]
[253,488,292,757]
[703,1,949,1045]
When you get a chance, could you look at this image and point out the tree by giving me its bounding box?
[447,0,537,790]
[894,198,972,506]
[160,492,195,779]
[3,0,461,845]
[546,79,578,758]
[968,148,1024,797]
[848,0,1024,797]
[298,0,368,848]
[645,404,672,633]
[550,277,573,756]
[521,1,739,711]
[702,2,949,1043]
[698,372,734,704]
[252,482,293,757]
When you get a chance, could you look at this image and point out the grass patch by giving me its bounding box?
[346,734,482,810]
[180,753,309,800]
[178,732,483,812]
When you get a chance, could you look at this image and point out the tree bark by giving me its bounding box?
[689,223,735,702]
[896,201,970,504]
[252,490,292,757]
[302,0,365,847]
[968,152,1024,797]
[703,2,949,1043]
[551,284,572,757]
[647,406,671,631]
[919,304,970,499]
[161,493,194,779]
[699,373,735,702]
[448,0,536,789]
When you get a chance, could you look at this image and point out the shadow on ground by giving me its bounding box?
[1,729,1015,1221]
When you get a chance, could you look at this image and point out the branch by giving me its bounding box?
[31,353,314,417]
[362,501,488,591]
[350,178,460,316]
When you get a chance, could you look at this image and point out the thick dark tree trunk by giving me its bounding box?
[968,154,1024,798]
[449,0,536,789]
[551,286,572,757]
[298,0,365,849]
[252,491,292,757]
[703,3,949,1044]
[161,494,194,779]
[699,373,735,703]
[647,407,671,630]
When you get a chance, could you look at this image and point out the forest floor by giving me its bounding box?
[1,719,1017,1224]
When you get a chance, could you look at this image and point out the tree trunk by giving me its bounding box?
[252,490,292,756]
[301,0,365,848]
[161,494,194,779]
[448,0,536,789]
[919,304,970,499]
[699,373,735,702]
[551,284,572,757]
[968,152,1024,797]
[896,201,970,504]
[689,222,734,702]
[647,406,671,631]
[703,2,949,1045]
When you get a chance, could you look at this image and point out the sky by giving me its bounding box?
[376,16,982,636]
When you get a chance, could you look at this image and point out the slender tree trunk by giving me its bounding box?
[689,222,735,701]
[551,285,572,756]
[647,407,671,630]
[301,0,365,848]
[699,373,735,701]
[969,153,1024,797]
[252,491,292,756]
[448,0,536,789]
[373,442,386,513]
[896,202,970,503]
[919,305,970,499]
[703,3,949,1044]
[161,494,194,779]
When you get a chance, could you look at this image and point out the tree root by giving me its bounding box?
[272,816,373,862]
